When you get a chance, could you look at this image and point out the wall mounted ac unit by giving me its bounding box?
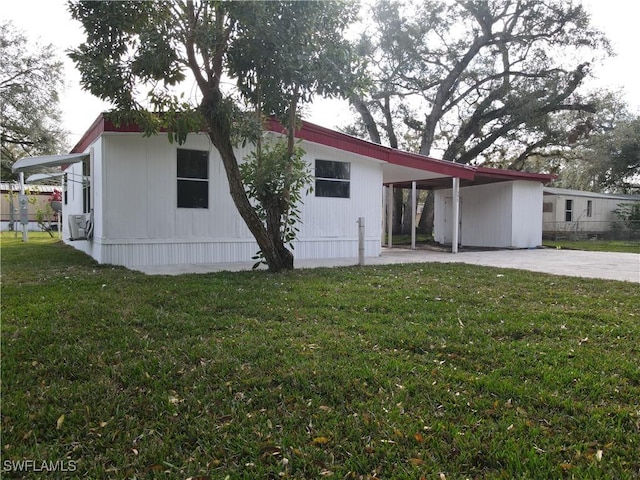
[68,214,88,240]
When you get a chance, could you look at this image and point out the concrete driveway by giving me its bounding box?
[135,247,640,282]
[366,247,640,283]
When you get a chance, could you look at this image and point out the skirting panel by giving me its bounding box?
[69,238,382,268]
[100,241,260,267]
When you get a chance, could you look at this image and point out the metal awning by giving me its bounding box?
[25,172,65,183]
[11,153,89,173]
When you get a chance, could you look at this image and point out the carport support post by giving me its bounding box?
[19,172,28,243]
[452,177,460,254]
[387,184,393,248]
[411,181,417,250]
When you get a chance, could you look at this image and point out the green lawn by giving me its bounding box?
[543,239,640,254]
[2,234,639,479]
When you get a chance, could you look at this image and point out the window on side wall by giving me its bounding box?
[587,200,592,217]
[63,173,68,205]
[177,149,209,208]
[315,159,350,198]
[83,160,91,214]
[564,199,573,222]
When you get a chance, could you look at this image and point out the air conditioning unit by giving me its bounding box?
[68,214,88,240]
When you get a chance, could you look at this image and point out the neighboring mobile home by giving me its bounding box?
[13,114,554,268]
[1,183,59,232]
[543,187,640,239]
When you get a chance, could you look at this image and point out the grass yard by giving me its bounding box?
[2,234,639,479]
[542,239,640,254]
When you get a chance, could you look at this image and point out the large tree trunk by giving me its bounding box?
[417,191,434,237]
[392,187,404,235]
[202,97,293,272]
[401,192,413,236]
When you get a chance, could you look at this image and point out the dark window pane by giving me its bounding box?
[316,160,350,180]
[315,179,350,198]
[565,199,573,221]
[177,149,208,179]
[178,180,208,208]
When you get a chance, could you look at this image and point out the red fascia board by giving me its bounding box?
[70,114,550,185]
[71,114,106,153]
[285,120,390,162]
[474,166,556,184]
[70,113,165,153]
[270,119,476,180]
[387,150,476,180]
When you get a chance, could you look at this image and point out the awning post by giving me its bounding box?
[19,172,28,242]
[411,181,417,250]
[452,177,460,253]
[386,184,393,248]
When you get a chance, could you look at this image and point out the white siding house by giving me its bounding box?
[63,127,384,267]
[13,114,555,268]
[543,187,640,239]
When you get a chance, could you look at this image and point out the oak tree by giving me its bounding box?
[0,21,67,180]
[348,0,610,233]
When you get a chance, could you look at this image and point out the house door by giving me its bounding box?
[443,196,462,245]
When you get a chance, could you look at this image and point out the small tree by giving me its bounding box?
[613,203,640,236]
[239,139,312,268]
[69,0,357,272]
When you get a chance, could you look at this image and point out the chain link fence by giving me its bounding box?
[543,220,640,242]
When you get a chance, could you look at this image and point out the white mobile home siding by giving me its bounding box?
[542,189,640,236]
[434,180,543,249]
[67,132,383,268]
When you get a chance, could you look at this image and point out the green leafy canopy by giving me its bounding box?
[68,0,358,272]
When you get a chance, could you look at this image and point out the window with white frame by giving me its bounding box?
[177,149,209,208]
[587,200,593,217]
[315,159,350,198]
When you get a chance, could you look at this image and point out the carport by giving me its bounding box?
[276,120,555,253]
[384,162,556,252]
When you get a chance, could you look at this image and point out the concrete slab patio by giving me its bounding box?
[133,247,640,283]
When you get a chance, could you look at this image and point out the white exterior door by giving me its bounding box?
[443,196,462,245]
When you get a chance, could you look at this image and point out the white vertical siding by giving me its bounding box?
[298,142,383,259]
[102,133,255,244]
[435,183,512,247]
[435,181,543,249]
[84,132,383,267]
[462,182,513,247]
[92,140,103,239]
[511,181,543,248]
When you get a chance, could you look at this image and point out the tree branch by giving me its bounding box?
[348,94,382,144]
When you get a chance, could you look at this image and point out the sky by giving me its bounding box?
[4,0,640,149]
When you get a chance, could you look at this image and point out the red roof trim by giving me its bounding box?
[474,166,555,183]
[71,115,105,153]
[71,113,554,184]
[268,118,477,181]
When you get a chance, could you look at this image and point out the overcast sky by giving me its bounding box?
[4,0,640,148]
